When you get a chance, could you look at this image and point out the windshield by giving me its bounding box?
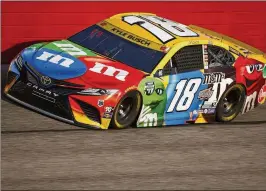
[68,25,165,73]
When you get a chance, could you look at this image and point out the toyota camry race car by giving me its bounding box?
[4,12,266,129]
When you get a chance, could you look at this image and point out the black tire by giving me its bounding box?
[216,84,246,122]
[111,91,142,129]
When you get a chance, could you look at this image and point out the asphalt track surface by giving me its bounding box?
[1,65,266,190]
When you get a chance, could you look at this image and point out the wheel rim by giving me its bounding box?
[223,97,234,113]
[222,88,241,114]
[117,97,133,120]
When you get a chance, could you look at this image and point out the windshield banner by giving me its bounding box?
[97,21,165,52]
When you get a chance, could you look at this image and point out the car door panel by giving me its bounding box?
[164,70,208,125]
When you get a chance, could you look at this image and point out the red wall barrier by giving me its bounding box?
[2,1,266,63]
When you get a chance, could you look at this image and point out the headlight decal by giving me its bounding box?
[78,88,118,96]
[13,54,24,71]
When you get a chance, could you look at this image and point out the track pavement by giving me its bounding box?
[1,65,266,190]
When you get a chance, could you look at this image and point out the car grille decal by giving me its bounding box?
[27,71,38,85]
[75,99,101,124]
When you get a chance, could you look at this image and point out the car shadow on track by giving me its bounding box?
[2,118,266,134]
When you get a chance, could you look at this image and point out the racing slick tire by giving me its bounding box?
[215,84,246,122]
[111,90,142,129]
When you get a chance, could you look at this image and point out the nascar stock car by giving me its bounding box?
[4,12,266,129]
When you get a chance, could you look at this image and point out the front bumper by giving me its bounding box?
[4,62,108,130]
[5,93,74,125]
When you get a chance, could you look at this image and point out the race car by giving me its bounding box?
[4,12,266,129]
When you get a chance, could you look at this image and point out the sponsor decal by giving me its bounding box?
[199,108,216,114]
[203,72,225,84]
[111,27,151,46]
[26,82,59,97]
[53,42,87,56]
[189,40,199,45]
[99,22,107,27]
[229,47,240,56]
[26,82,59,103]
[258,83,266,104]
[137,77,167,127]
[90,28,104,38]
[103,106,114,118]
[32,48,87,80]
[98,22,162,51]
[108,27,151,47]
[89,62,129,81]
[160,45,170,53]
[235,58,264,96]
[201,77,233,109]
[202,45,209,69]
[98,100,104,107]
[233,44,254,55]
[105,106,114,113]
[144,81,155,95]
[137,105,158,127]
[206,108,215,114]
[239,48,252,55]
[201,32,222,42]
[200,102,217,109]
[103,113,112,119]
[198,87,214,100]
[36,51,74,68]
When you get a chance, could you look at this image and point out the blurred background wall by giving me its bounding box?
[2,1,266,64]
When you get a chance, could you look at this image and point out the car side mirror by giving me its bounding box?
[154,69,164,78]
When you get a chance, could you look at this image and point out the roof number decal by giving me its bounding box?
[123,15,198,43]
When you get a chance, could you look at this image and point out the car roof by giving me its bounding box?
[100,12,206,48]
[99,12,266,61]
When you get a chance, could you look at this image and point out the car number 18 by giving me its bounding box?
[123,15,198,43]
